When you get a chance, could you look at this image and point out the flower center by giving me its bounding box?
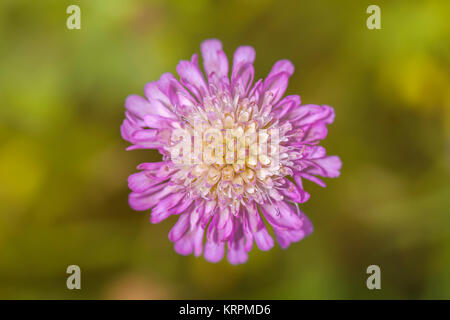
[167,94,294,211]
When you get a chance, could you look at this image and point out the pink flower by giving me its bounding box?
[121,39,341,264]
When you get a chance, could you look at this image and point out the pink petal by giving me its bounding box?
[291,104,335,127]
[200,200,217,227]
[227,218,250,265]
[168,213,190,242]
[130,128,158,141]
[227,238,248,265]
[272,95,301,119]
[303,145,327,159]
[231,46,256,95]
[125,95,152,119]
[128,184,174,211]
[280,179,310,203]
[253,229,274,251]
[307,155,342,178]
[274,214,313,249]
[232,46,256,73]
[176,57,208,102]
[207,214,232,244]
[298,172,327,187]
[201,39,229,80]
[120,118,138,143]
[143,114,178,129]
[128,171,165,193]
[263,72,290,105]
[168,197,195,215]
[150,192,186,223]
[231,63,254,97]
[260,202,303,230]
[174,224,204,257]
[267,59,294,78]
[204,240,225,263]
[301,122,328,142]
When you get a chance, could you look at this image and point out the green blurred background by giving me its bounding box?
[0,0,449,299]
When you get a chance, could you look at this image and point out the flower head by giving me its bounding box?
[121,39,341,264]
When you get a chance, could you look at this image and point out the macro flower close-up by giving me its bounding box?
[3,0,450,302]
[121,39,342,264]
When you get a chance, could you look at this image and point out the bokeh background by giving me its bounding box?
[0,0,449,299]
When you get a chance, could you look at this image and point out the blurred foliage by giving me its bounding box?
[0,0,449,299]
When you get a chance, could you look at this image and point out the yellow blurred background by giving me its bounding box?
[0,0,449,299]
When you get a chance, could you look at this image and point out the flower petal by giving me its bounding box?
[150,192,186,223]
[263,72,290,105]
[232,46,256,73]
[227,240,248,265]
[168,197,195,215]
[128,184,175,211]
[280,178,310,203]
[128,171,166,193]
[204,241,225,263]
[173,212,205,257]
[231,46,256,96]
[201,39,229,80]
[301,122,328,142]
[272,95,301,119]
[267,59,294,78]
[291,104,335,127]
[260,202,303,230]
[306,155,342,178]
[125,95,152,119]
[120,118,139,143]
[274,213,313,249]
[174,225,204,256]
[168,212,190,242]
[253,229,274,251]
[176,57,209,102]
[227,219,249,265]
